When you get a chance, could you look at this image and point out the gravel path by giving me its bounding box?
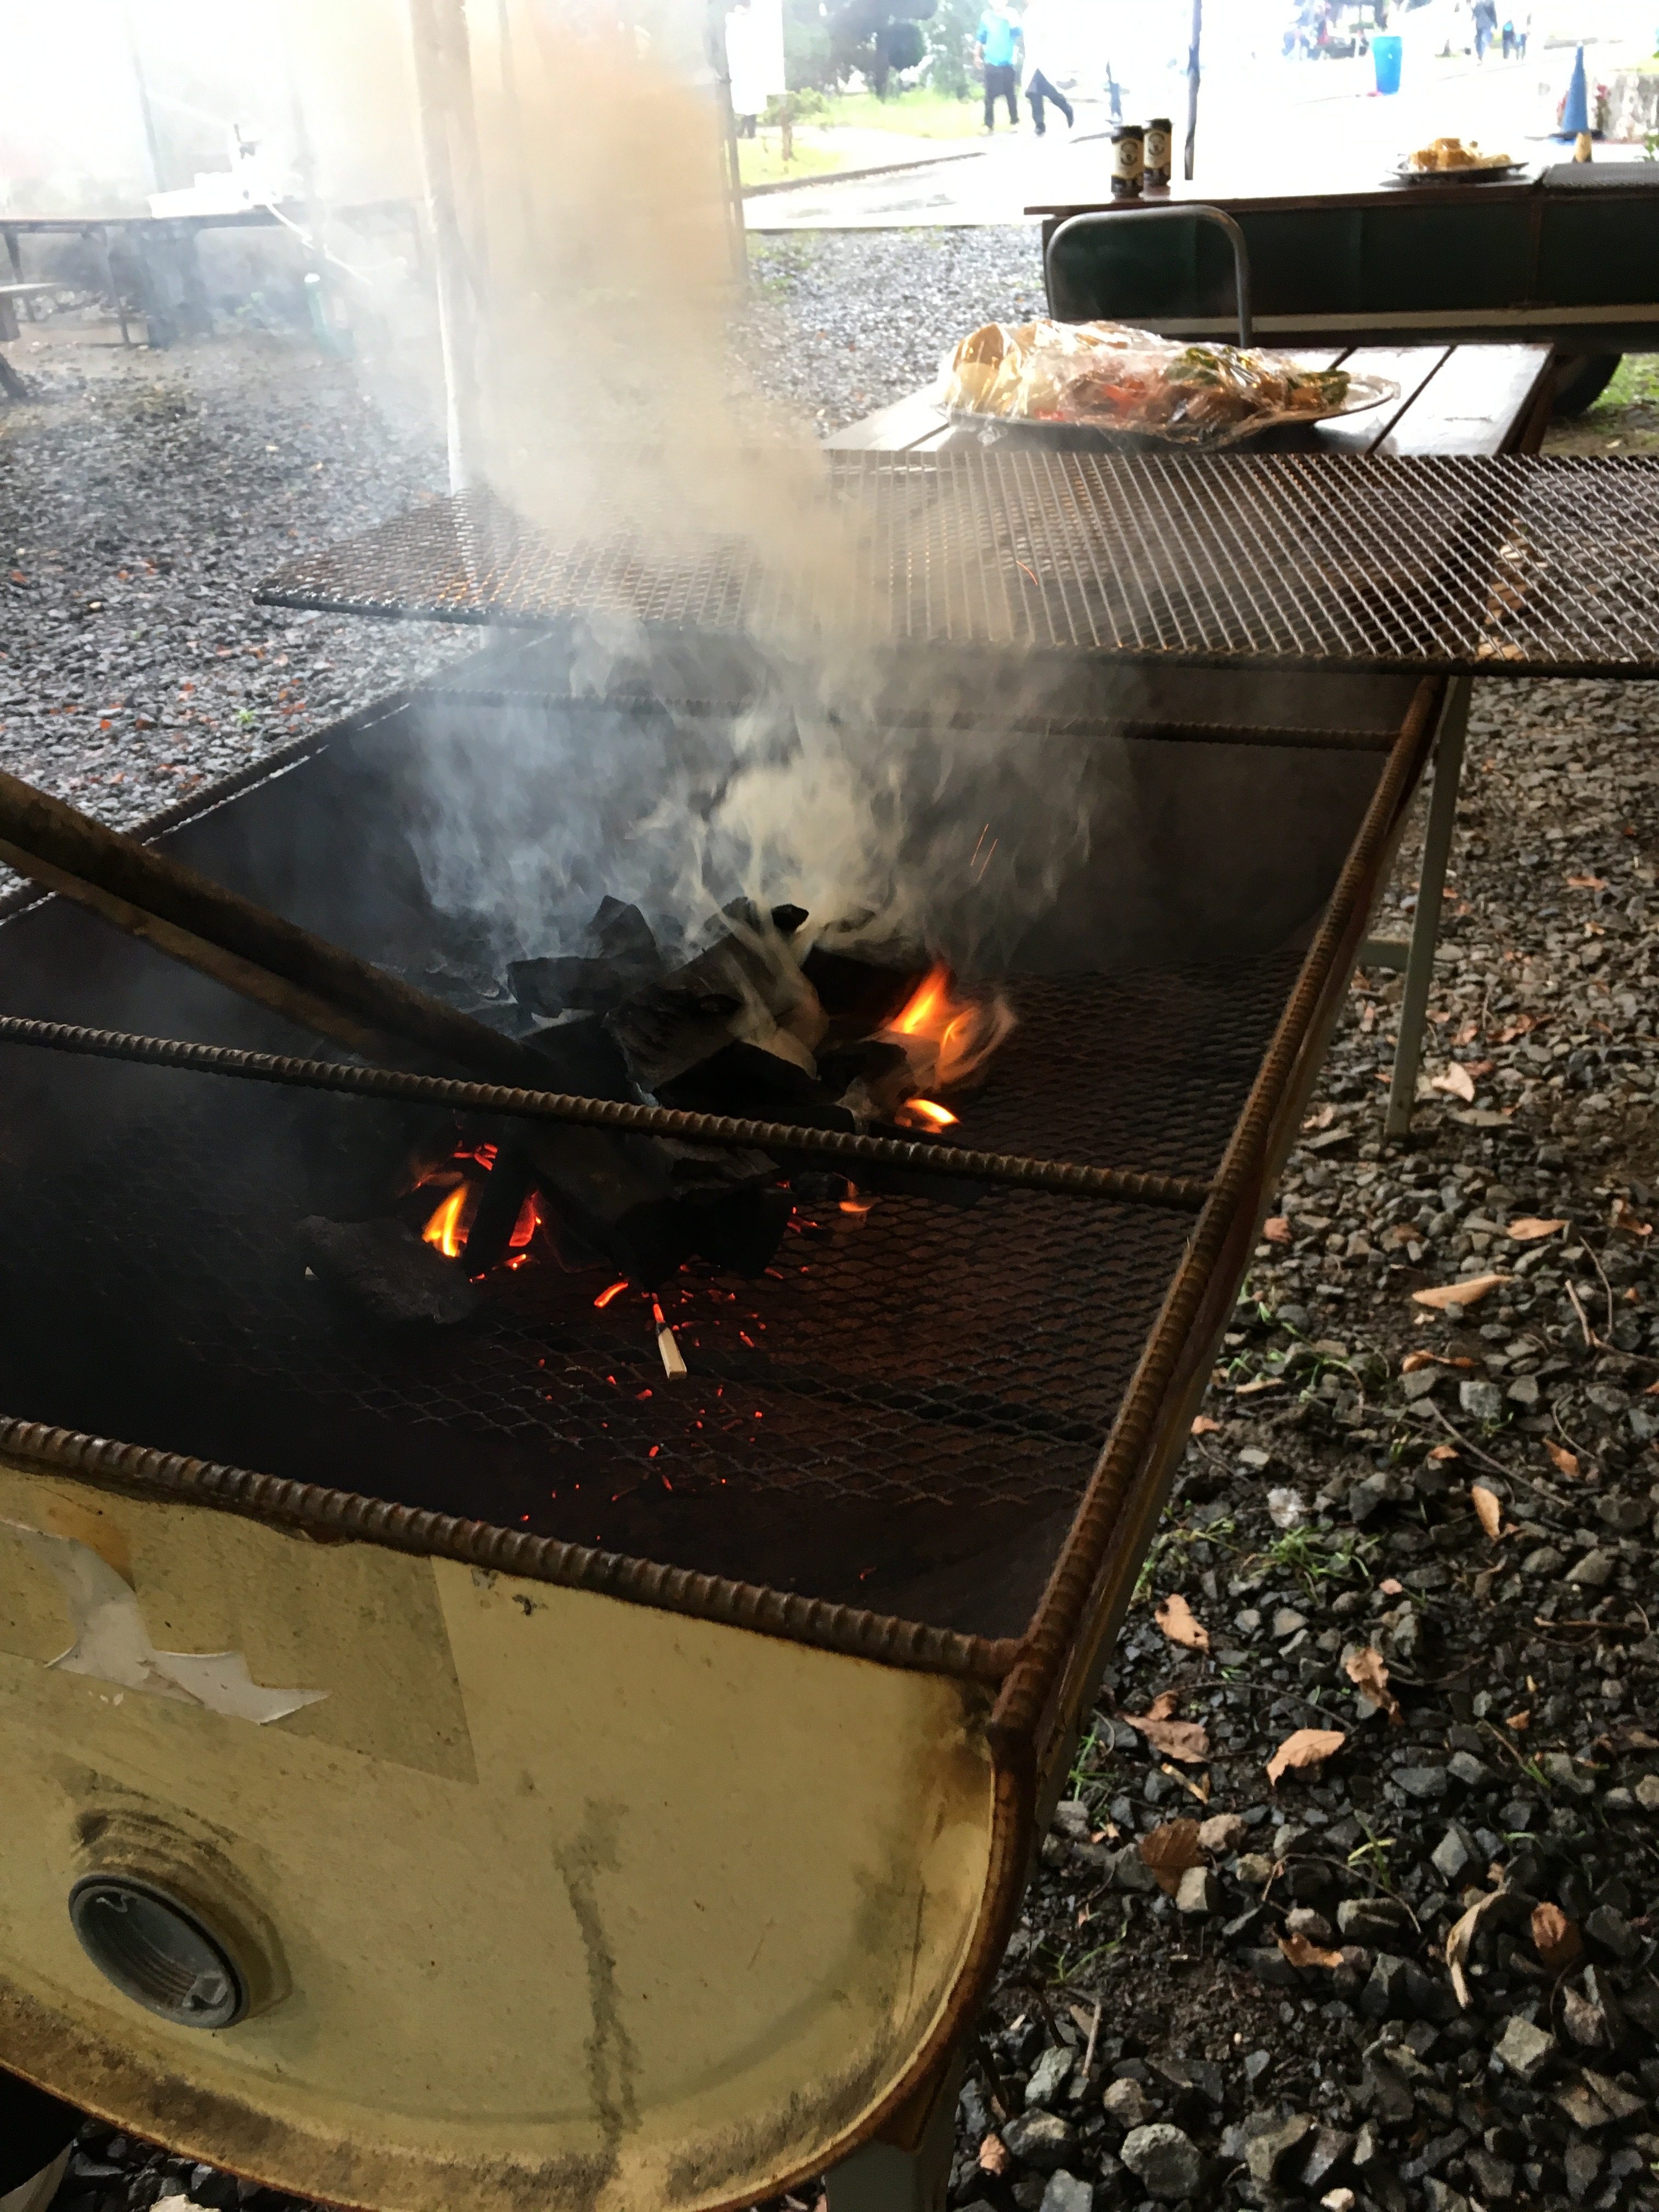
[4,298,1658,2212]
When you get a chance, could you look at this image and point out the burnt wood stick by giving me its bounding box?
[0,1015,1216,1212]
[0,837,402,1064]
[0,766,553,1087]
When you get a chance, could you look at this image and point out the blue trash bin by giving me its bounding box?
[1373,33,1403,93]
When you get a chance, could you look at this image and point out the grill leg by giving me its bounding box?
[823,2052,962,2212]
[1384,676,1471,1140]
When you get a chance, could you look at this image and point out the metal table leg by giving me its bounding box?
[1376,676,1471,1138]
[824,2053,963,2212]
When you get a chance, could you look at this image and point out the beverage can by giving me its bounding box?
[1144,117,1172,188]
[1111,123,1145,198]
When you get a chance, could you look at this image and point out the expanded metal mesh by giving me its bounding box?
[0,956,1296,1633]
[256,454,1659,677]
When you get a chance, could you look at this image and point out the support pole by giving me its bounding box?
[406,0,488,490]
[707,0,749,287]
[1384,676,1471,1139]
[123,0,167,193]
[1183,0,1202,183]
[496,0,539,255]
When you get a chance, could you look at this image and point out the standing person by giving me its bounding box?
[1022,0,1074,135]
[1472,0,1497,59]
[977,3,1023,131]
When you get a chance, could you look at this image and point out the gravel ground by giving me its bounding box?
[5,296,1659,2212]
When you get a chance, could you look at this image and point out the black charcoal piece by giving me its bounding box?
[770,904,809,936]
[658,1040,857,1133]
[508,955,634,1017]
[801,946,928,1036]
[607,921,823,1094]
[461,1148,536,1272]
[688,1186,794,1276]
[522,1013,637,1101]
[297,1216,484,1329]
[588,896,660,969]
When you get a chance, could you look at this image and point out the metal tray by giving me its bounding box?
[1389,159,1527,184]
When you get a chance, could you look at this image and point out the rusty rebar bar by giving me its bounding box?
[0,1013,1214,1212]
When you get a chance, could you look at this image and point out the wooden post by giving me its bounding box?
[406,0,489,490]
[1183,0,1201,183]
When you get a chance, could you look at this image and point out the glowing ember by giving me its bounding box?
[422,1183,471,1260]
[895,1097,958,1131]
[508,1192,541,1249]
[883,961,1014,1090]
[838,1183,874,1218]
[594,1278,630,1309]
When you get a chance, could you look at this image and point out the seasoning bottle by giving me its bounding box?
[1111,123,1145,199]
[1144,117,1172,189]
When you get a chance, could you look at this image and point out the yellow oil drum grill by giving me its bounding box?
[14,447,1643,2210]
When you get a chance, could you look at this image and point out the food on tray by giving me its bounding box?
[1406,135,1512,171]
[938,318,1354,442]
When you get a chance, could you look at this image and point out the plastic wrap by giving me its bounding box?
[936,319,1397,447]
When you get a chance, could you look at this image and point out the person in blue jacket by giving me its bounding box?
[978,4,1024,131]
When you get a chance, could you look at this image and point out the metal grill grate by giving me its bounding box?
[257,453,1659,678]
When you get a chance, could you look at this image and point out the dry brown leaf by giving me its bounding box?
[1412,1274,1509,1311]
[1344,1644,1402,1724]
[1302,1104,1337,1132]
[1544,1440,1581,1480]
[1121,1691,1211,1766]
[1139,1818,1203,1897]
[1190,1414,1221,1436]
[1447,1888,1506,2008]
[1566,873,1609,890]
[1156,1593,1211,1652]
[1471,1483,1508,1541]
[1278,1932,1344,1970]
[1610,1198,1653,1238]
[1234,1376,1285,1397]
[1508,1216,1567,1242]
[1266,1728,1347,1786]
[1428,1443,1460,1462]
[977,2135,1009,2177]
[1506,1709,1532,1731]
[1401,1350,1437,1373]
[1530,1901,1583,1972]
[1261,1215,1293,1244]
[1378,1577,1404,1596]
[1430,1062,1479,1103]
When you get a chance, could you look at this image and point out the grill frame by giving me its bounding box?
[256,455,1659,679]
[0,669,1444,1696]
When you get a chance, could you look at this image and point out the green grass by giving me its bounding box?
[1594,354,1659,413]
[817,86,985,137]
[736,138,848,187]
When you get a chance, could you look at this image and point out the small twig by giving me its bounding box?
[970,2034,1012,2124]
[1582,1238,1617,1342]
[1425,1400,1519,1481]
[1081,1997,1103,2082]
[1565,1279,1602,1351]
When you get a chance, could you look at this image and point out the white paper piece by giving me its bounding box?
[2,1519,328,1724]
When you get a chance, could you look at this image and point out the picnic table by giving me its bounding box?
[827,341,1556,1136]
[0,282,54,398]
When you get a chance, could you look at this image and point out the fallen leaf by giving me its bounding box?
[1156,1593,1210,1652]
[1412,1274,1510,1310]
[1610,1198,1653,1238]
[1471,1483,1508,1541]
[1401,1350,1437,1373]
[1506,1709,1532,1730]
[1234,1376,1286,1396]
[1428,1443,1460,1462]
[1160,1759,1211,1802]
[1378,1577,1404,1596]
[1302,1104,1337,1132]
[1121,1691,1211,1765]
[1531,1901,1583,1972]
[1190,1414,1221,1435]
[1463,1058,1497,1079]
[1451,1019,1480,1046]
[1262,1215,1293,1244]
[1447,1888,1506,2008]
[1139,1818,1203,1897]
[1566,874,1608,890]
[1508,1217,1567,1242]
[1595,1722,1659,1754]
[1278,1931,1344,1970]
[1344,1644,1402,1724]
[1544,1440,1581,1480]
[1431,1062,1478,1103]
[977,2135,1009,2177]
[1266,1728,1346,1786]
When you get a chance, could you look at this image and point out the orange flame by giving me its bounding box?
[594,1278,631,1308]
[509,1191,541,1249]
[895,1097,958,1131]
[884,962,1015,1090]
[422,1183,472,1260]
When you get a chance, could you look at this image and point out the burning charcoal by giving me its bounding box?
[802,946,928,1039]
[689,1186,794,1276]
[769,904,809,936]
[297,1216,483,1330]
[607,914,826,1093]
[522,1012,637,1101]
[461,1146,536,1272]
[658,1040,856,1133]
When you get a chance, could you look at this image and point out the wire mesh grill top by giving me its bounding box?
[257,453,1659,678]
